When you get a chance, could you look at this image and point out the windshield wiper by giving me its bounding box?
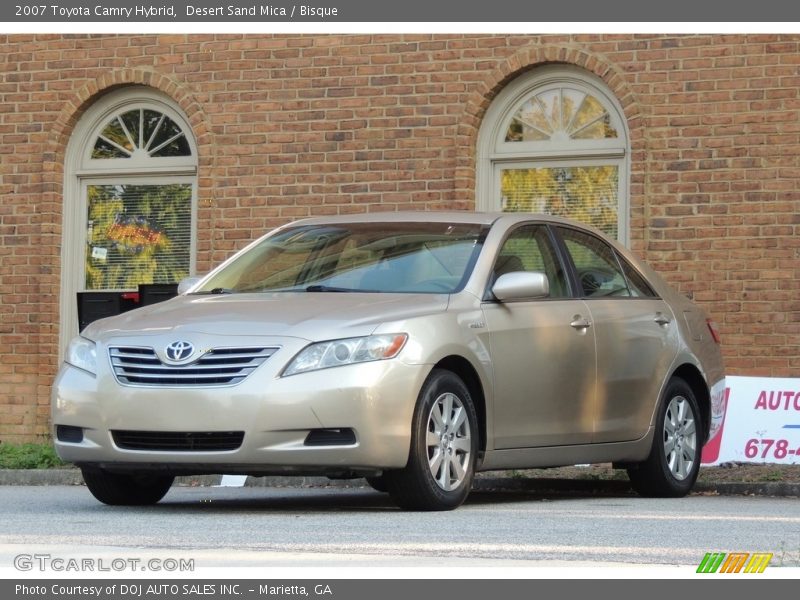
[305,285,362,293]
[191,287,235,295]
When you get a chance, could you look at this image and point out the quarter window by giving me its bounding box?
[617,256,657,298]
[557,227,632,298]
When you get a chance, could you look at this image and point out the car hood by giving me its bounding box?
[83,292,450,342]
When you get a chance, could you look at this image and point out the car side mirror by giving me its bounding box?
[492,271,550,301]
[177,276,202,295]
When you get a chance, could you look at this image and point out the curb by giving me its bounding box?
[1,469,798,497]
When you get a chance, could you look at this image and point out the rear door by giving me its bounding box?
[555,226,678,443]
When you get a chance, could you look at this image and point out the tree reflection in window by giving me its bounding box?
[501,166,619,239]
[91,109,191,159]
[85,184,191,290]
[506,87,618,142]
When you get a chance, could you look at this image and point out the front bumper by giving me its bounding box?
[52,336,429,474]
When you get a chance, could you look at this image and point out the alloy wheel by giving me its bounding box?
[426,392,472,491]
[663,395,697,481]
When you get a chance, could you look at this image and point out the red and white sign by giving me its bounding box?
[701,376,800,465]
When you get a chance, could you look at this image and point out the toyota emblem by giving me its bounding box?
[164,340,194,363]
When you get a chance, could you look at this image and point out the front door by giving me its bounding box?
[483,224,597,448]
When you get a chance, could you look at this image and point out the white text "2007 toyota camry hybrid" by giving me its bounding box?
[53,212,725,510]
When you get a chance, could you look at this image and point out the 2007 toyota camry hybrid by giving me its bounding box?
[53,212,725,510]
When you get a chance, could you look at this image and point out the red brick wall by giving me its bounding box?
[1,33,798,441]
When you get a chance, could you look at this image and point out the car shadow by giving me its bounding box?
[128,479,637,513]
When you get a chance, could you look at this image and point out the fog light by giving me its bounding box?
[56,425,84,443]
[304,428,357,446]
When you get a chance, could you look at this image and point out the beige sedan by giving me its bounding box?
[53,212,725,510]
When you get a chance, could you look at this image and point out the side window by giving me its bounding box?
[616,254,657,298]
[557,227,631,298]
[492,225,569,298]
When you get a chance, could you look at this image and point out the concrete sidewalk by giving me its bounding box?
[1,468,798,497]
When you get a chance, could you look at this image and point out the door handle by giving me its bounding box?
[570,316,592,330]
[654,312,671,326]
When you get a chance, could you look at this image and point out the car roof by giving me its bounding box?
[290,211,591,229]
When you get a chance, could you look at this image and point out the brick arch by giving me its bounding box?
[462,45,643,133]
[454,44,647,249]
[43,69,212,177]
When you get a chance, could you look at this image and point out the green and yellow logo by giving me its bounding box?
[697,552,773,573]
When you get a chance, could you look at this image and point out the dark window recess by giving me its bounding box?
[304,428,357,446]
[111,430,244,452]
[56,425,84,443]
[138,283,179,306]
[77,292,138,332]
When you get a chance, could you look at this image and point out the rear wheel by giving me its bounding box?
[627,377,702,497]
[81,468,174,506]
[384,369,478,511]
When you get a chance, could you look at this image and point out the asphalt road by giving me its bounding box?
[0,485,799,570]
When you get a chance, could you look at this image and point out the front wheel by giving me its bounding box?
[81,468,174,506]
[384,369,478,511]
[627,377,703,497]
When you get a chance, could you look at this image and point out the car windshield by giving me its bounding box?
[195,222,488,294]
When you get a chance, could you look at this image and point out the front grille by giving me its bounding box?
[112,430,244,452]
[109,346,277,387]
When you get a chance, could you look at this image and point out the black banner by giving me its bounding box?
[4,579,798,600]
[4,0,800,22]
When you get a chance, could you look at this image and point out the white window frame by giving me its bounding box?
[60,87,198,354]
[477,65,630,244]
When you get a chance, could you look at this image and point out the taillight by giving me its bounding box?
[706,319,721,344]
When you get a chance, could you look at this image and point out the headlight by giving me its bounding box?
[65,336,97,375]
[283,333,408,377]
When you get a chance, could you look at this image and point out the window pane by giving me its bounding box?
[560,88,586,131]
[119,110,142,150]
[557,227,630,298]
[142,110,164,148]
[571,117,616,140]
[505,86,618,142]
[91,138,128,159]
[197,223,487,295]
[617,254,657,298]
[150,133,191,157]
[90,109,193,160]
[101,117,133,152]
[85,184,192,290]
[500,165,619,238]
[494,226,569,298]
[569,95,617,139]
[148,115,191,157]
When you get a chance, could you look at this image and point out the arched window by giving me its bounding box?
[60,87,197,348]
[477,66,630,242]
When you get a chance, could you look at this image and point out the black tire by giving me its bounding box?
[627,377,703,497]
[81,468,174,506]
[384,369,478,511]
[365,475,388,493]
